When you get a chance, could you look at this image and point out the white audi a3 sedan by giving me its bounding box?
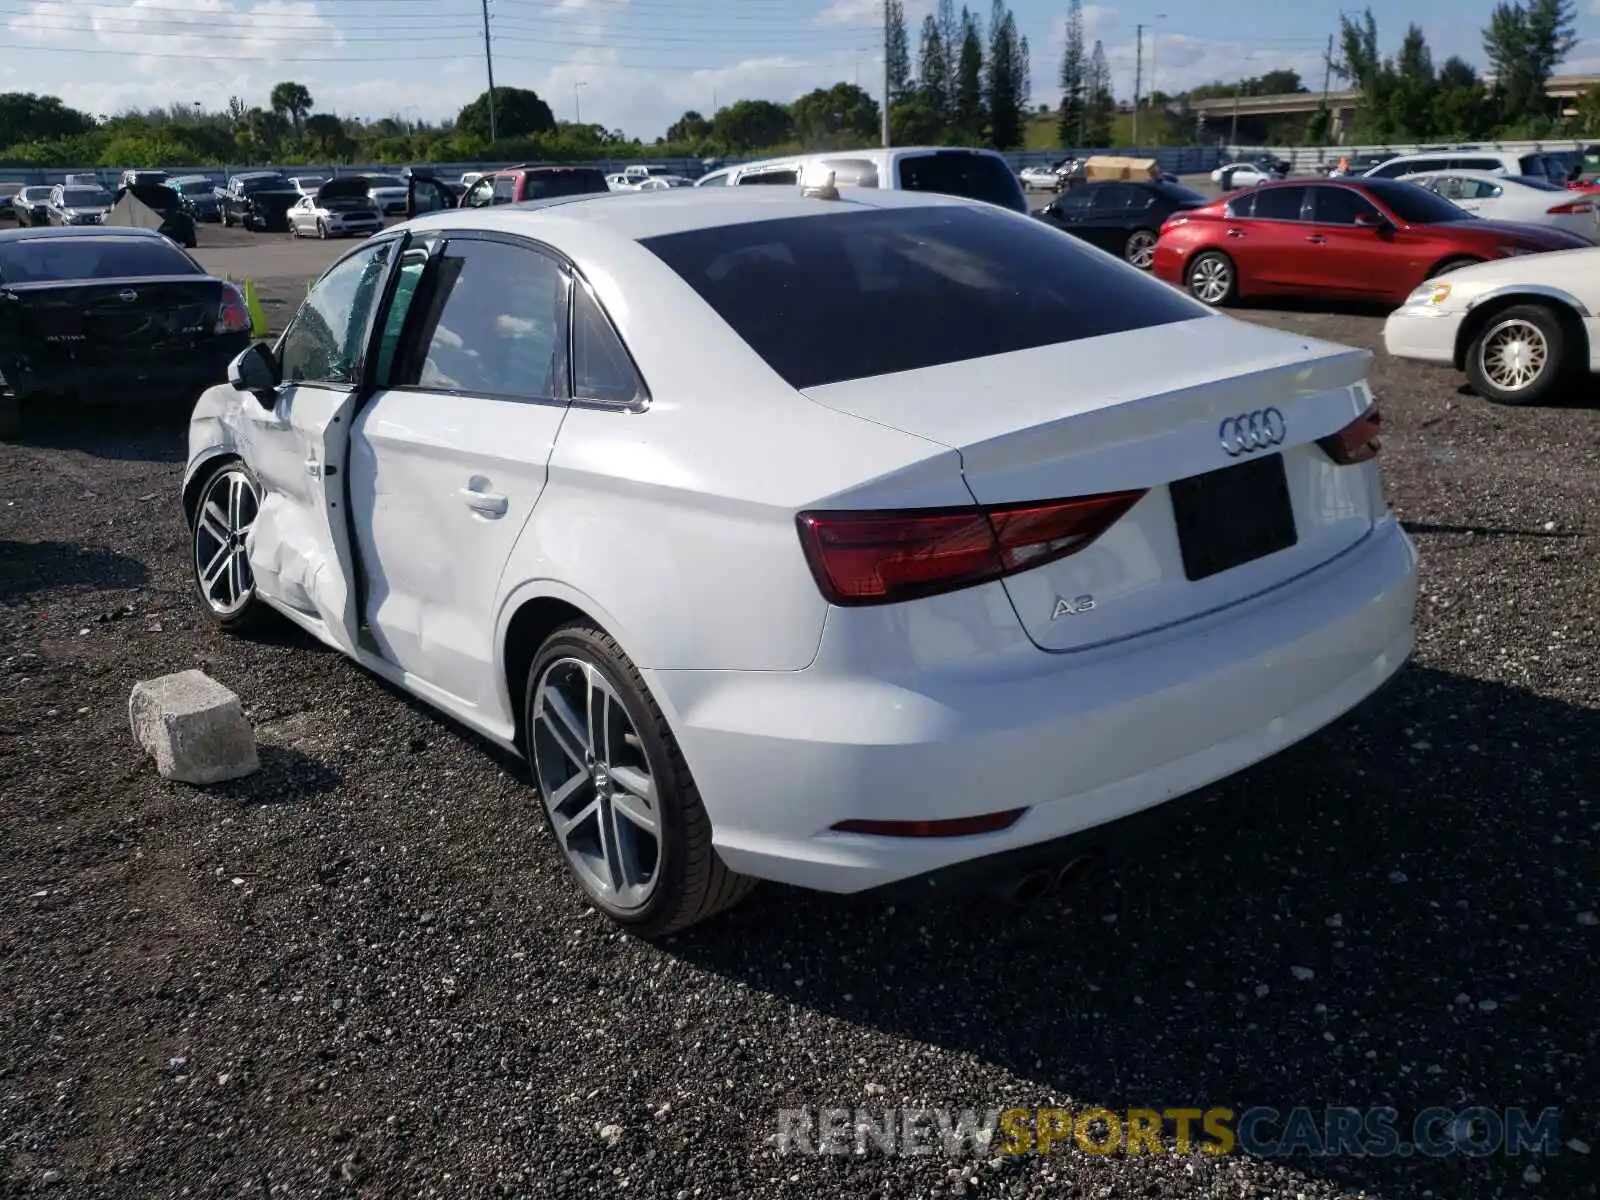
[182,185,1418,935]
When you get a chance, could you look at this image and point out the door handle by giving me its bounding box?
[458,487,508,518]
[1306,235,1327,244]
[1226,228,1245,237]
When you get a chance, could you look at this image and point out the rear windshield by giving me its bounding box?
[896,152,1028,213]
[241,176,292,192]
[1151,181,1208,204]
[0,236,201,283]
[60,188,111,207]
[1362,179,1472,224]
[641,206,1202,390]
[525,170,609,199]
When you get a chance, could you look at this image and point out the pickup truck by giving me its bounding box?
[217,172,302,232]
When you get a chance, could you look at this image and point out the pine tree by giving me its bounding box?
[1084,39,1114,145]
[953,7,986,141]
[937,0,963,111]
[1057,0,1086,146]
[985,0,1026,149]
[917,13,952,128]
[885,0,913,108]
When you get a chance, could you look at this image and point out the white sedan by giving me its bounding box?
[1211,162,1281,190]
[182,185,1416,934]
[1399,169,1600,243]
[1019,165,1062,190]
[1383,246,1600,404]
[286,178,383,239]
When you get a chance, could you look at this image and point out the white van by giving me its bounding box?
[695,146,1030,213]
[1363,149,1567,186]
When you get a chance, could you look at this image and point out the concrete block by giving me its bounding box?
[129,670,259,785]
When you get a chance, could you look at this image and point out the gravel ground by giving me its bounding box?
[1,231,1597,1199]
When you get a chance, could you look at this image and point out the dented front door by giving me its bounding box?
[241,237,400,654]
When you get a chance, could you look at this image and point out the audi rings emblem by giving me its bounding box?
[1218,407,1287,457]
[118,289,138,303]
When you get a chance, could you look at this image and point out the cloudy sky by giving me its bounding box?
[4,0,1599,141]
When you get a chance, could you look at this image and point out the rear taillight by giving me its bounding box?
[1546,199,1594,214]
[216,283,251,335]
[1317,405,1383,465]
[796,490,1147,606]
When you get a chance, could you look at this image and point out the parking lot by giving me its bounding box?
[2,209,1597,1198]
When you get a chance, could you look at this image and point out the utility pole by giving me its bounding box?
[882,0,892,147]
[1229,84,1240,148]
[1132,24,1143,147]
[480,0,497,142]
[1320,32,1334,147]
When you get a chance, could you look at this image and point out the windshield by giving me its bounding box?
[896,151,1028,213]
[642,205,1201,390]
[240,176,292,193]
[365,175,404,188]
[524,170,609,199]
[1362,179,1472,223]
[60,188,111,207]
[0,236,201,283]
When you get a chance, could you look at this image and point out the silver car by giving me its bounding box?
[287,178,382,239]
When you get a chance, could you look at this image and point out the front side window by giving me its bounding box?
[1091,184,1138,212]
[59,188,111,207]
[1306,185,1380,224]
[1049,189,1093,213]
[641,205,1203,390]
[398,238,564,399]
[279,240,394,387]
[1251,186,1307,221]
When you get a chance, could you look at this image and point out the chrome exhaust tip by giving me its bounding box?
[998,867,1056,906]
[1055,854,1098,894]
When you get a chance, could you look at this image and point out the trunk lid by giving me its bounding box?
[0,275,224,389]
[800,316,1383,652]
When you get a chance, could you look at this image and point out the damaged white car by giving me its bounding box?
[182,185,1416,936]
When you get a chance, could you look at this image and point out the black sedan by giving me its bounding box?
[170,175,221,222]
[1035,178,1210,269]
[0,226,253,439]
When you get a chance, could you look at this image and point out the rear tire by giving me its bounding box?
[1186,250,1237,307]
[1124,229,1158,270]
[1464,303,1570,406]
[525,620,755,937]
[316,219,327,240]
[222,211,233,228]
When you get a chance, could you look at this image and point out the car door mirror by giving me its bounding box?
[228,342,281,402]
[1353,211,1389,230]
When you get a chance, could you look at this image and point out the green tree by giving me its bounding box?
[937,0,963,110]
[0,92,95,146]
[1083,39,1115,146]
[457,86,555,142]
[885,0,913,108]
[666,110,712,143]
[952,8,986,141]
[1255,70,1307,95]
[269,81,313,138]
[303,112,353,158]
[1433,57,1492,138]
[790,82,881,147]
[916,14,952,130]
[1385,24,1437,137]
[1057,0,1086,145]
[712,98,792,151]
[890,92,948,144]
[984,0,1028,149]
[1574,84,1600,135]
[1482,0,1577,127]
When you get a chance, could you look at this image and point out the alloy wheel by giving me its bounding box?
[1126,231,1157,270]
[1478,318,1548,393]
[1190,256,1231,304]
[530,657,661,911]
[193,467,260,617]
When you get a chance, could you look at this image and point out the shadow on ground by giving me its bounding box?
[666,664,1598,1198]
[0,539,151,601]
[13,404,191,463]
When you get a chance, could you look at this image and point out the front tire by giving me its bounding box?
[1465,303,1570,406]
[1186,250,1237,307]
[1124,229,1158,270]
[222,211,234,228]
[189,460,271,632]
[525,621,754,936]
[316,218,327,240]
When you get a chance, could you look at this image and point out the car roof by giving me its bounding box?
[1398,168,1524,181]
[400,183,987,244]
[0,224,166,243]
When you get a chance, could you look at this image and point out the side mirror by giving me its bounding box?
[228,342,280,401]
[1353,211,1389,230]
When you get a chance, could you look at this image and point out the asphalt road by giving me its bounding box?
[1,215,1596,1199]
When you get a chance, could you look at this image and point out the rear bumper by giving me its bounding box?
[12,333,250,402]
[647,515,1418,894]
[1382,306,1462,365]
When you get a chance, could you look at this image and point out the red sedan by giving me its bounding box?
[1152,177,1591,308]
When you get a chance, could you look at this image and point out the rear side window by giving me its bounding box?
[897,151,1028,213]
[1517,155,1552,178]
[1306,185,1379,224]
[817,158,880,188]
[492,176,517,204]
[641,206,1202,390]
[1092,184,1139,211]
[524,170,609,200]
[570,281,644,406]
[1251,186,1307,221]
[738,169,798,186]
[1223,193,1255,218]
[0,237,200,283]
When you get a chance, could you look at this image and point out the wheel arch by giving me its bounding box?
[1452,290,1591,371]
[182,450,241,525]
